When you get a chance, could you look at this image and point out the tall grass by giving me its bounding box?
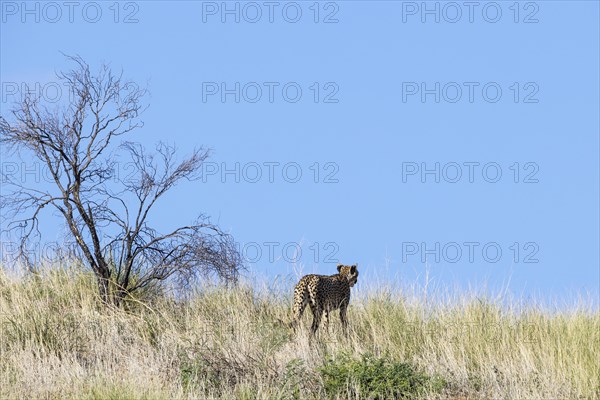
[0,264,598,399]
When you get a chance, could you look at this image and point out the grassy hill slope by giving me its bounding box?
[1,266,598,399]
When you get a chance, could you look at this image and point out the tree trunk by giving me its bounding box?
[96,272,111,305]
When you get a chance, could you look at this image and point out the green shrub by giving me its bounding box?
[319,353,446,399]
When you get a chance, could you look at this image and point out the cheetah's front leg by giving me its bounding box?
[339,304,349,337]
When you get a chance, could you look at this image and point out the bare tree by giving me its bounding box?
[0,56,243,305]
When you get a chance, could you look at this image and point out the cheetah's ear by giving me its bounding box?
[350,264,357,273]
[337,264,344,272]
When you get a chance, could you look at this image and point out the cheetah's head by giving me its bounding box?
[337,264,359,287]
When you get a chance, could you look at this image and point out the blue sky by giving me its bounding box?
[1,1,599,304]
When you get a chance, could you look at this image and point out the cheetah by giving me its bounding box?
[289,264,359,336]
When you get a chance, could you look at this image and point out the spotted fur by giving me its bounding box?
[289,264,359,336]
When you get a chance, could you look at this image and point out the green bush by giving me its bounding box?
[319,353,446,399]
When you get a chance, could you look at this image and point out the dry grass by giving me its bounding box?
[0,265,598,399]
